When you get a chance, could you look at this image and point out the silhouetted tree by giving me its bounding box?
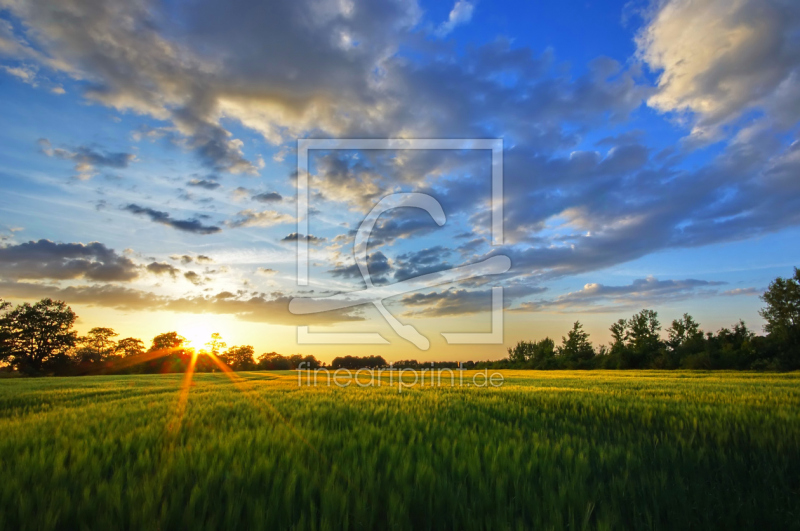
[115,337,145,358]
[257,352,291,370]
[147,332,190,373]
[0,299,77,375]
[222,345,255,370]
[760,267,800,368]
[559,321,594,365]
[75,327,119,365]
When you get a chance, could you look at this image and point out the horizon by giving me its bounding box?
[1,0,799,363]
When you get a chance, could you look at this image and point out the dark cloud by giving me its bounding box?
[184,271,203,285]
[393,246,452,282]
[252,191,283,203]
[329,252,391,285]
[146,261,179,278]
[187,179,221,190]
[38,138,135,179]
[281,233,326,243]
[0,239,138,281]
[123,204,222,234]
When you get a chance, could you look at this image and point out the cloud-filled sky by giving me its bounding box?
[0,0,798,360]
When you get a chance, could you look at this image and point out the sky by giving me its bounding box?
[0,0,799,362]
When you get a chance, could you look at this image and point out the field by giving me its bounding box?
[1,370,799,530]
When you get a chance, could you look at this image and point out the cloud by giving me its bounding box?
[513,277,727,313]
[2,63,37,84]
[2,0,422,172]
[123,204,222,234]
[196,255,214,263]
[3,0,800,315]
[401,282,546,317]
[281,233,327,243]
[187,178,221,190]
[434,1,475,38]
[637,0,800,142]
[146,261,179,278]
[0,281,362,325]
[329,251,391,284]
[256,267,277,275]
[226,209,294,228]
[252,191,283,203]
[38,138,136,179]
[0,239,138,281]
[721,287,761,296]
[184,271,203,285]
[392,246,453,281]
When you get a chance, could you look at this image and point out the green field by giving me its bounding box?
[1,370,799,530]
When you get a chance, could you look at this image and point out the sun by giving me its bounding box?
[175,316,231,352]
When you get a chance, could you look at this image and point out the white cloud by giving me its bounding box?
[637,0,800,144]
[434,1,475,38]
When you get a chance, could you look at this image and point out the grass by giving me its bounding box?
[0,370,799,530]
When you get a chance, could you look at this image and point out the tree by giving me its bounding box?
[115,337,145,358]
[205,332,226,358]
[146,332,191,373]
[0,300,10,367]
[625,309,662,368]
[222,345,255,370]
[506,338,555,368]
[149,332,186,352]
[0,299,78,375]
[667,314,702,350]
[257,352,291,370]
[76,327,118,364]
[759,267,800,367]
[559,321,594,363]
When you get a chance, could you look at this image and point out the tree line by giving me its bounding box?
[498,268,800,371]
[0,303,321,376]
[1,267,798,375]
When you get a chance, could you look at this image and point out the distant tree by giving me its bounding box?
[506,338,555,368]
[256,352,291,370]
[760,267,800,367]
[149,332,186,352]
[302,354,321,369]
[115,337,145,358]
[75,327,119,364]
[559,321,594,363]
[507,341,532,364]
[610,318,627,346]
[625,309,662,368]
[205,332,226,358]
[331,355,387,369]
[667,314,703,350]
[0,300,11,366]
[222,345,255,370]
[146,332,191,373]
[0,299,78,375]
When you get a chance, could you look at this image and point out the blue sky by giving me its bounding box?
[0,0,798,360]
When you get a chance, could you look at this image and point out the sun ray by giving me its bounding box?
[166,349,199,435]
[205,353,323,459]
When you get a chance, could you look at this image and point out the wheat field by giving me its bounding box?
[1,370,798,530]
